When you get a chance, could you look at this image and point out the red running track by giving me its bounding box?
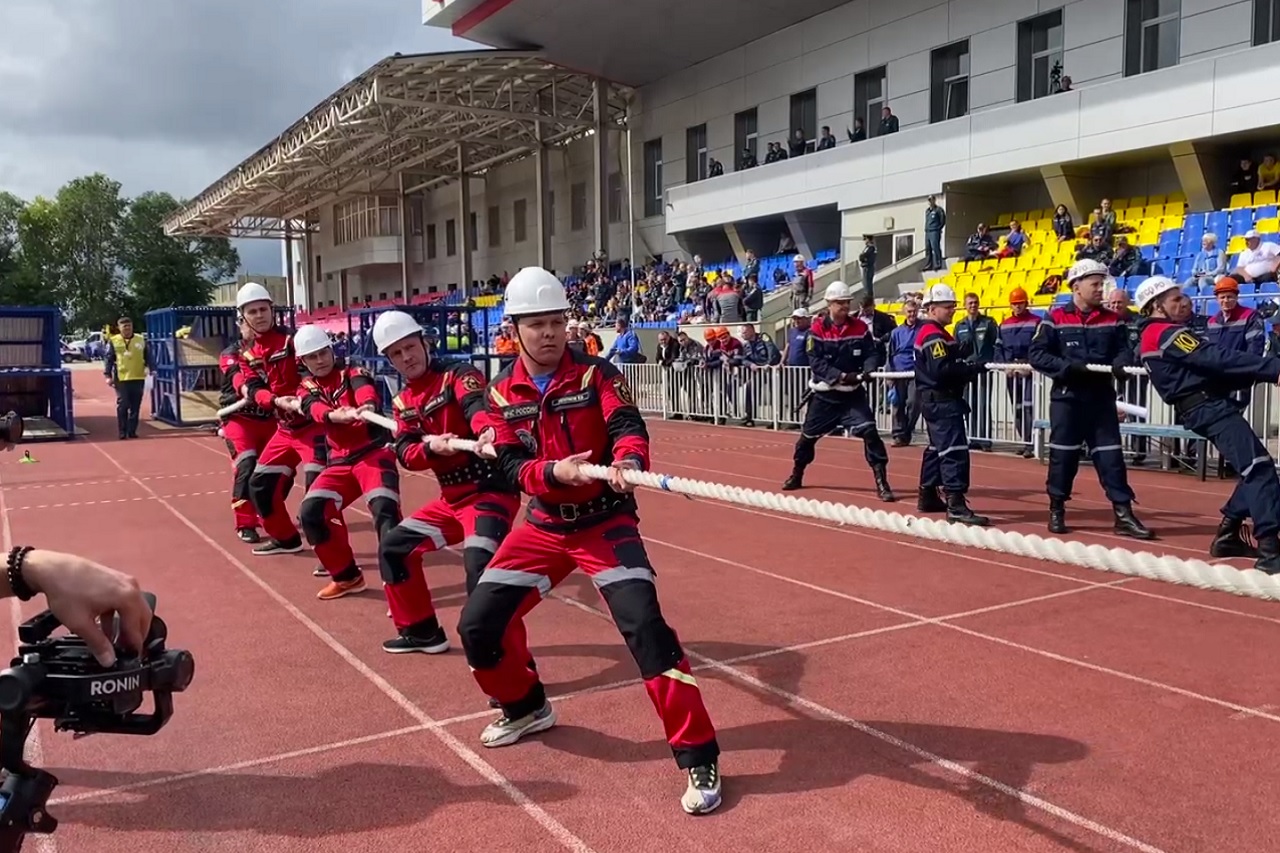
[2,375,1278,852]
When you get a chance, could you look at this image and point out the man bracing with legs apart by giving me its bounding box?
[218,317,276,544]
[235,283,330,557]
[912,285,989,525]
[1135,276,1280,573]
[371,310,525,666]
[292,324,400,600]
[457,267,723,815]
[782,281,896,501]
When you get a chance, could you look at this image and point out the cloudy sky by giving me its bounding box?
[0,0,477,274]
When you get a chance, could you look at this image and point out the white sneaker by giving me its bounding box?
[479,701,557,748]
[681,763,722,815]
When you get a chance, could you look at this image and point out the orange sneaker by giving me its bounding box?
[316,574,366,600]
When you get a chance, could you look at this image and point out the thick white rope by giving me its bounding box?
[216,399,247,418]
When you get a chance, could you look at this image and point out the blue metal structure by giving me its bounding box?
[146,305,295,427]
[342,304,496,408]
[0,306,74,441]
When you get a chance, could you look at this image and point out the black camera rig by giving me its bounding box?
[0,593,194,852]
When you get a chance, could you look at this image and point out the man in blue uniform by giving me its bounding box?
[1028,259,1153,539]
[1135,275,1280,573]
[782,281,896,501]
[912,284,989,525]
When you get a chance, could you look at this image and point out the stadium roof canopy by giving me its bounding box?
[426,0,856,86]
[163,50,631,239]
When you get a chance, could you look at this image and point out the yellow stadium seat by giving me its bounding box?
[1167,190,1187,203]
[1015,254,1037,270]
[955,273,974,292]
[1011,211,1028,222]
[1228,235,1248,253]
[1256,190,1278,207]
[950,262,967,275]
[1162,202,1186,217]
[1229,193,1253,210]
[1128,196,1147,208]
[1142,205,1164,219]
[997,256,1017,271]
[1256,217,1279,233]
[995,213,1013,226]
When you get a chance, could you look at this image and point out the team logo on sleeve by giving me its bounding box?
[930,340,947,359]
[515,428,538,454]
[613,376,635,406]
[1170,331,1200,354]
[460,373,483,393]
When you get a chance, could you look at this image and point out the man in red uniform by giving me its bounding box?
[371,310,526,669]
[235,283,330,556]
[458,267,723,816]
[217,317,277,543]
[291,324,398,600]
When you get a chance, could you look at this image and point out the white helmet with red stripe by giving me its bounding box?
[1134,275,1181,313]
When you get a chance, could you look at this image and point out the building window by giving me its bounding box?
[1017,10,1065,102]
[513,198,528,242]
[734,108,758,169]
[426,223,437,259]
[1256,0,1280,45]
[930,40,970,123]
[643,139,663,218]
[570,182,587,231]
[547,191,556,237]
[487,205,500,248]
[445,219,456,256]
[790,88,818,151]
[854,67,887,138]
[686,124,708,183]
[331,195,401,245]
[1125,0,1180,76]
[607,172,623,224]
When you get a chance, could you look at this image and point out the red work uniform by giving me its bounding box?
[217,340,276,533]
[455,349,720,772]
[239,326,329,548]
[297,365,401,597]
[378,361,522,641]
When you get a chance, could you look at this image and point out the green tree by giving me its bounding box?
[0,192,22,292]
[8,197,63,309]
[119,191,239,317]
[53,174,127,329]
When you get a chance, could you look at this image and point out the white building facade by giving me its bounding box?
[307,0,1280,307]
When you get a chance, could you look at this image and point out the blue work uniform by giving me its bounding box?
[783,313,894,500]
[912,319,987,525]
[996,312,1040,451]
[1139,318,1280,572]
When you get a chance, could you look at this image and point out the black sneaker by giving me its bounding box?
[236,528,261,544]
[382,625,450,654]
[681,763,723,815]
[252,536,303,556]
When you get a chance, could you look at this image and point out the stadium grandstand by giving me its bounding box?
[163,0,1280,359]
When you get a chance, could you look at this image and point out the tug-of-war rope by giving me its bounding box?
[217,362,1278,602]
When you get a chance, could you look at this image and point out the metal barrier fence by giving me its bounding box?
[620,362,1280,473]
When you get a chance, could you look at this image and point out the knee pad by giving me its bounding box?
[298,496,332,545]
[232,455,257,502]
[248,472,278,517]
[376,525,417,585]
[461,545,496,595]
[457,582,533,670]
[367,497,400,541]
[598,579,683,679]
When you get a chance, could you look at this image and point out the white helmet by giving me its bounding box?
[372,310,424,354]
[1134,275,1181,313]
[293,325,332,357]
[504,266,570,318]
[824,281,855,302]
[1066,259,1109,284]
[236,282,273,309]
[921,283,958,306]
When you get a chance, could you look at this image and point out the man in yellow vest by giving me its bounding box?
[104,316,149,439]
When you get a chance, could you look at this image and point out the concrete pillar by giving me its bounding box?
[283,220,295,309]
[458,145,473,292]
[535,118,552,269]
[302,223,315,311]
[593,79,610,260]
[783,211,815,260]
[723,223,748,264]
[1040,164,1113,225]
[1169,141,1217,213]
[397,172,410,303]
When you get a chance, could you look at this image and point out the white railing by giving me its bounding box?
[621,362,1280,473]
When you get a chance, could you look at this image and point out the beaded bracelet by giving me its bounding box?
[6,546,36,602]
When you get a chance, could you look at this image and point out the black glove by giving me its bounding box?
[1112,363,1129,381]
[1067,363,1093,379]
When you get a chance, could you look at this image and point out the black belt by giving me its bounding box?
[437,459,488,488]
[1171,390,1213,417]
[531,492,632,524]
[919,389,963,403]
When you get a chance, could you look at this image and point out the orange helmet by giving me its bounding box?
[1009,287,1028,305]
[703,328,717,341]
[1213,276,1239,294]
[717,327,731,338]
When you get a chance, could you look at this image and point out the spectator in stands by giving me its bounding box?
[879,106,899,135]
[604,317,643,364]
[741,250,759,282]
[1052,204,1075,242]
[964,224,997,261]
[1108,236,1144,278]
[765,142,786,163]
[887,299,921,446]
[954,293,997,451]
[1259,154,1279,192]
[741,273,763,322]
[709,157,724,177]
[740,147,758,169]
[789,255,814,311]
[579,322,603,356]
[997,220,1028,258]
[858,236,877,298]
[1231,157,1258,195]
[709,272,746,324]
[924,196,947,271]
[737,324,781,427]
[654,330,677,366]
[847,118,866,143]
[1076,233,1113,265]
[782,308,811,368]
[1186,234,1226,288]
[789,129,809,158]
[1092,199,1117,243]
[1230,231,1280,284]
[997,288,1040,457]
[817,127,836,151]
